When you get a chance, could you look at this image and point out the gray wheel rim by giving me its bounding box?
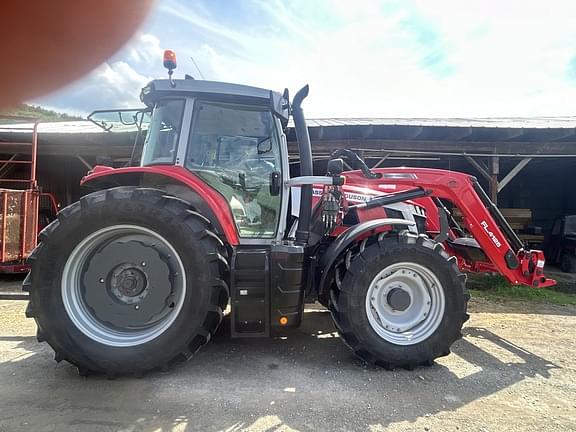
[365,262,445,346]
[61,225,186,347]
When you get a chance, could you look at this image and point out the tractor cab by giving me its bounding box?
[139,79,291,242]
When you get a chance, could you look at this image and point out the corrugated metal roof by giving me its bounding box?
[302,117,576,129]
[0,120,134,134]
[3,116,576,136]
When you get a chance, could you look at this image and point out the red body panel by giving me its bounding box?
[81,165,240,245]
[82,166,552,288]
[342,167,554,288]
[0,191,58,274]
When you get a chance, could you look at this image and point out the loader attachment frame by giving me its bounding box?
[342,167,555,288]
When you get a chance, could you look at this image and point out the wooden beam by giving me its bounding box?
[360,125,374,139]
[397,126,424,140]
[498,158,532,192]
[500,128,525,141]
[294,139,576,156]
[76,155,93,170]
[528,129,576,141]
[427,127,472,141]
[310,126,324,140]
[372,153,391,168]
[464,155,493,183]
[0,154,18,178]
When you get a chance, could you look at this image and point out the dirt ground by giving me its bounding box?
[0,281,575,432]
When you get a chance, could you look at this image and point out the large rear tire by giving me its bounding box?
[329,232,469,369]
[24,187,229,376]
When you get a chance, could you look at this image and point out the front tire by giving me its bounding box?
[330,232,469,369]
[24,187,229,376]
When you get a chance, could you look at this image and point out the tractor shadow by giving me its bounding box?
[0,305,560,431]
[191,309,558,430]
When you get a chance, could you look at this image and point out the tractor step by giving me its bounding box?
[230,248,270,337]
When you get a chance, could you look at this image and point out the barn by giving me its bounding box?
[1,115,575,248]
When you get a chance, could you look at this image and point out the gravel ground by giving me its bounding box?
[0,285,575,431]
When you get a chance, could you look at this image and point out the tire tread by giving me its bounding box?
[25,186,230,377]
[329,231,469,370]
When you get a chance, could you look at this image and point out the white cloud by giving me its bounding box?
[127,33,163,66]
[35,0,576,118]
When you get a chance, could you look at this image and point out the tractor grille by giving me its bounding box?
[383,208,403,220]
[383,208,406,232]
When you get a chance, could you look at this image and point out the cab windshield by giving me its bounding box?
[141,99,185,166]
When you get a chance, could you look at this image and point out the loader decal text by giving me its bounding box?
[480,220,502,248]
[313,188,373,203]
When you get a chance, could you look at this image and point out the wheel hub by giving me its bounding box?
[110,264,148,303]
[82,238,176,329]
[366,262,445,345]
[386,287,411,311]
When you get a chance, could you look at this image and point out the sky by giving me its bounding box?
[36,0,576,119]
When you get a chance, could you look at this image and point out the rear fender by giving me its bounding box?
[317,218,414,296]
[81,165,240,245]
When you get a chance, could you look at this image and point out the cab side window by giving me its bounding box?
[141,99,184,166]
[185,101,282,238]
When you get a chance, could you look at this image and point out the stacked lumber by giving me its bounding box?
[452,207,544,246]
[500,208,532,230]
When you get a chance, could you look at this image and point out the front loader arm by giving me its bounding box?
[343,167,555,288]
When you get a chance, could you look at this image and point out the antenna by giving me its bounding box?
[190,55,206,80]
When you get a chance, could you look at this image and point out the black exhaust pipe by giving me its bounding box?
[292,85,313,245]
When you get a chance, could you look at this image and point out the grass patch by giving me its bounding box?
[468,274,576,306]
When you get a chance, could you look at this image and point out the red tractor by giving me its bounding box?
[24,52,555,376]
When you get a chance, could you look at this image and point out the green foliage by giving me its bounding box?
[468,274,576,306]
[0,104,81,122]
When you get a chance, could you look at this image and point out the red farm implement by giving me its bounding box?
[0,116,58,283]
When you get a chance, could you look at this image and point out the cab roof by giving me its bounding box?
[140,79,289,122]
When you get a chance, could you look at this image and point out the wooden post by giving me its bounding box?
[489,156,499,205]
